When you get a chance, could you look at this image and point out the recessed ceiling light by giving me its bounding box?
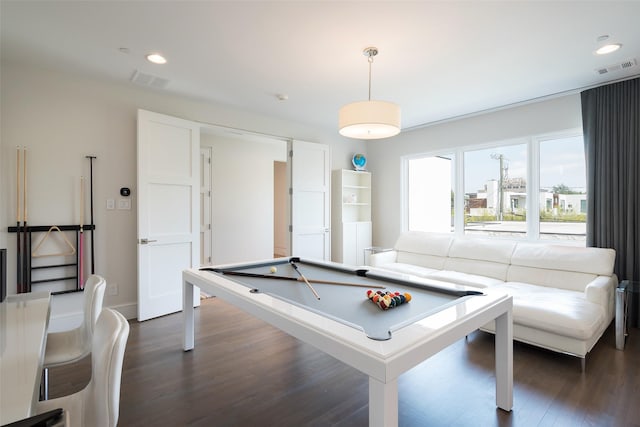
[595,43,622,55]
[146,53,167,64]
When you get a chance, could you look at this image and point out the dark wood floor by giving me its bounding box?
[48,297,640,426]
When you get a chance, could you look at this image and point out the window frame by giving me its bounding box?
[401,149,457,233]
[401,128,585,243]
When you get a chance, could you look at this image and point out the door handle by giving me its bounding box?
[139,238,158,244]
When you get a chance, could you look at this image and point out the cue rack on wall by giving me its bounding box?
[11,148,98,295]
[8,224,95,295]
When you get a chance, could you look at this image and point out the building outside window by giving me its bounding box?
[538,134,586,241]
[464,144,527,237]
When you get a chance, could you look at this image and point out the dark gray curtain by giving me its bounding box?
[581,77,639,282]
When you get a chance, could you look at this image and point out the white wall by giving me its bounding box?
[0,62,366,325]
[201,131,286,265]
[366,94,583,248]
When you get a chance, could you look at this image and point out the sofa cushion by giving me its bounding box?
[507,265,598,292]
[370,262,439,278]
[394,231,453,256]
[396,252,448,270]
[511,243,615,276]
[426,270,505,289]
[442,238,516,281]
[489,282,607,340]
[448,238,516,263]
[442,258,509,282]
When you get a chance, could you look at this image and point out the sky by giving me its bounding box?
[463,135,586,193]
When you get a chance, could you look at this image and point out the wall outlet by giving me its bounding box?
[107,282,118,296]
[106,199,115,210]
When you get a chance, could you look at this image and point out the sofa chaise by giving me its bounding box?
[368,231,618,369]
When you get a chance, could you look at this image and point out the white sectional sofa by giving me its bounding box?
[369,232,618,366]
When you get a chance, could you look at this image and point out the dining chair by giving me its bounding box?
[35,308,130,427]
[41,275,106,400]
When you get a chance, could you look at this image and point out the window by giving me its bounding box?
[403,131,586,243]
[538,134,586,241]
[407,154,454,233]
[464,144,527,238]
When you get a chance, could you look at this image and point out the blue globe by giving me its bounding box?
[352,154,367,170]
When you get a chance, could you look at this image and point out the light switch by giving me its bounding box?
[106,199,115,210]
[117,199,131,210]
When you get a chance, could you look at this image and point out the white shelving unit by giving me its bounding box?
[331,169,372,265]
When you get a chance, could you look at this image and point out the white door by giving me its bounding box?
[342,222,357,265]
[200,147,213,266]
[355,221,372,265]
[288,140,331,260]
[137,109,200,321]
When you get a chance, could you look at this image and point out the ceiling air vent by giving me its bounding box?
[130,70,169,89]
[595,58,638,75]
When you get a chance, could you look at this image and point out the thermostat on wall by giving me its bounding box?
[120,187,131,197]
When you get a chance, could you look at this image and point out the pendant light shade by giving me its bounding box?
[338,47,401,140]
[339,100,401,139]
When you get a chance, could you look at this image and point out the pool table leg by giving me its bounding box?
[369,376,398,427]
[494,308,513,411]
[183,280,195,351]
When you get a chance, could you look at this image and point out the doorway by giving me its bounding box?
[200,129,287,265]
[273,161,288,257]
[137,109,329,320]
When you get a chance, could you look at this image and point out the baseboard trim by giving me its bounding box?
[112,302,138,320]
[49,302,138,331]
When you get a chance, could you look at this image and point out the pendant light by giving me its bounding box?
[339,47,401,140]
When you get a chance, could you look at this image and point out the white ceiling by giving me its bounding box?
[2,1,640,133]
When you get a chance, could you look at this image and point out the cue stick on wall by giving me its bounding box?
[86,156,96,274]
[16,147,22,293]
[22,148,29,292]
[290,261,321,300]
[79,176,85,289]
[209,269,386,289]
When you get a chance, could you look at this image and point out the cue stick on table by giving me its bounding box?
[290,261,321,300]
[207,269,386,289]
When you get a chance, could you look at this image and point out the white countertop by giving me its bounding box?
[0,291,51,425]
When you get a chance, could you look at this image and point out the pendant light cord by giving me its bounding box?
[367,54,373,101]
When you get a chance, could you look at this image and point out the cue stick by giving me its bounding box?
[86,156,96,274]
[209,269,386,289]
[290,261,320,300]
[16,147,22,293]
[22,148,28,292]
[79,176,85,289]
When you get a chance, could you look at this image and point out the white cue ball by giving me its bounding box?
[269,266,277,274]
